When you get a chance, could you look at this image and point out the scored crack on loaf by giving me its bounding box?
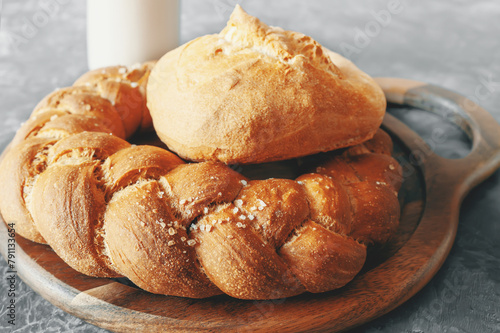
[147,5,387,164]
[0,62,402,298]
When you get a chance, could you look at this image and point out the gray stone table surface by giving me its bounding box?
[0,0,499,332]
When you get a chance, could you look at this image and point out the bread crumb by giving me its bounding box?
[389,164,395,170]
[168,227,176,235]
[168,240,175,246]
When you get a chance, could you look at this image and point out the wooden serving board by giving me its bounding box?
[1,78,500,332]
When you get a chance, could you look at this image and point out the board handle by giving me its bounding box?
[375,77,500,199]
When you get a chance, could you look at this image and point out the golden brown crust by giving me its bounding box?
[0,99,400,298]
[279,220,367,293]
[192,204,305,299]
[235,179,309,248]
[102,145,183,194]
[147,6,386,164]
[32,86,127,139]
[0,137,55,243]
[31,162,117,277]
[74,62,155,134]
[49,132,130,162]
[104,180,221,297]
[345,182,400,244]
[296,173,353,235]
[161,161,246,222]
[0,8,401,300]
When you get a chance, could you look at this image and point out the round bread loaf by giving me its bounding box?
[147,5,386,164]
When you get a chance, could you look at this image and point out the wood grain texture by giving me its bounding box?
[1,78,500,332]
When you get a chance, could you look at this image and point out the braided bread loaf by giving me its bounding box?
[0,62,402,300]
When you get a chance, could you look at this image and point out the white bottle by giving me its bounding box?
[87,0,179,69]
